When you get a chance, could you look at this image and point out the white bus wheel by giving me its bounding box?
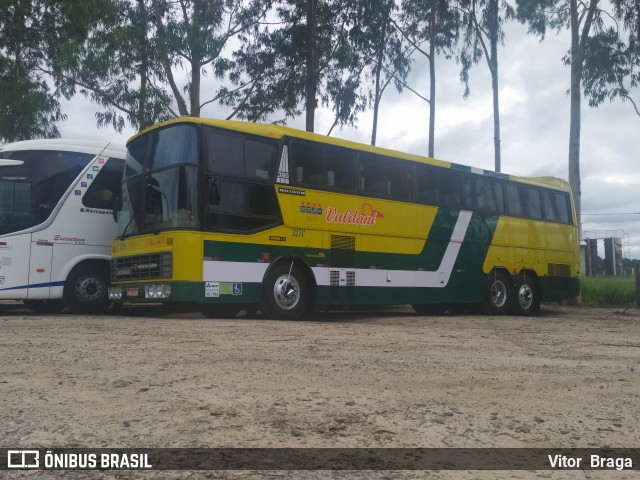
[63,263,110,314]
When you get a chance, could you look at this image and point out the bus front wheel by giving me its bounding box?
[63,262,110,314]
[262,262,311,320]
[483,271,511,315]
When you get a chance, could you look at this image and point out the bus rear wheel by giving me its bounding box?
[512,275,540,315]
[63,263,110,314]
[483,271,511,315]
[262,262,311,320]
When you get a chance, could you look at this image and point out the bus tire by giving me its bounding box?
[483,270,511,315]
[63,262,111,314]
[512,275,540,316]
[23,299,65,314]
[262,262,311,320]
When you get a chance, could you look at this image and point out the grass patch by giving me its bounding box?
[581,276,637,307]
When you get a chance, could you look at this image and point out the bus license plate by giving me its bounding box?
[127,288,139,297]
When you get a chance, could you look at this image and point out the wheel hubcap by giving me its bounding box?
[75,274,104,304]
[517,283,534,310]
[491,280,507,308]
[273,275,300,310]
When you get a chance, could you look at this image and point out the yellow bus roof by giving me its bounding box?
[129,117,571,192]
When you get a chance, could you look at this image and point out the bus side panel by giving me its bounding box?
[0,233,32,300]
[485,216,580,302]
[41,155,122,299]
[49,247,112,299]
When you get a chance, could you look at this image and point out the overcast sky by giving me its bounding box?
[58,20,640,260]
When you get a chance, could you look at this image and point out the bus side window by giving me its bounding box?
[556,192,571,224]
[463,175,504,214]
[438,170,462,209]
[83,158,125,211]
[415,165,461,209]
[388,159,413,201]
[523,186,542,220]
[415,164,438,205]
[207,130,243,177]
[542,189,570,223]
[542,190,556,222]
[358,153,387,196]
[290,140,323,186]
[506,183,524,217]
[245,139,277,180]
[324,146,356,192]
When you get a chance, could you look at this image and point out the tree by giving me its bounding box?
[227,0,367,133]
[458,0,515,172]
[346,0,413,145]
[46,0,272,133]
[52,0,173,132]
[0,0,102,142]
[581,1,640,117]
[516,0,640,233]
[399,0,459,157]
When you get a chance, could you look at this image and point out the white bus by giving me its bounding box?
[0,139,125,313]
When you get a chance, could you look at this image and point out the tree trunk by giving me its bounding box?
[371,19,387,146]
[428,5,436,158]
[191,57,201,117]
[488,0,501,172]
[305,0,318,132]
[567,0,599,237]
[137,0,148,129]
[190,2,201,117]
[371,62,381,145]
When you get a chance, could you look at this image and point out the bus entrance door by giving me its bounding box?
[27,235,54,299]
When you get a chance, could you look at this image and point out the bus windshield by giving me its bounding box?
[118,124,200,237]
[0,150,93,235]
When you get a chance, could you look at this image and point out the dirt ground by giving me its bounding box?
[1,302,639,480]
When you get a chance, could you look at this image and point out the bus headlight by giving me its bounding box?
[108,287,123,300]
[145,284,172,299]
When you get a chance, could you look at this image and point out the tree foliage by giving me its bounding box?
[0,0,102,142]
[458,0,515,172]
[225,0,369,133]
[399,0,459,156]
[516,0,640,230]
[347,0,412,145]
[44,0,272,133]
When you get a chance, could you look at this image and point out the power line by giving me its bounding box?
[582,212,640,216]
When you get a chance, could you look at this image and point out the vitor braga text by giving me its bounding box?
[548,454,633,471]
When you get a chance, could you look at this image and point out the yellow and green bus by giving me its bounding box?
[108,117,579,319]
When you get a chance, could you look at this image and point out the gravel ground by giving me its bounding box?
[1,302,639,479]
